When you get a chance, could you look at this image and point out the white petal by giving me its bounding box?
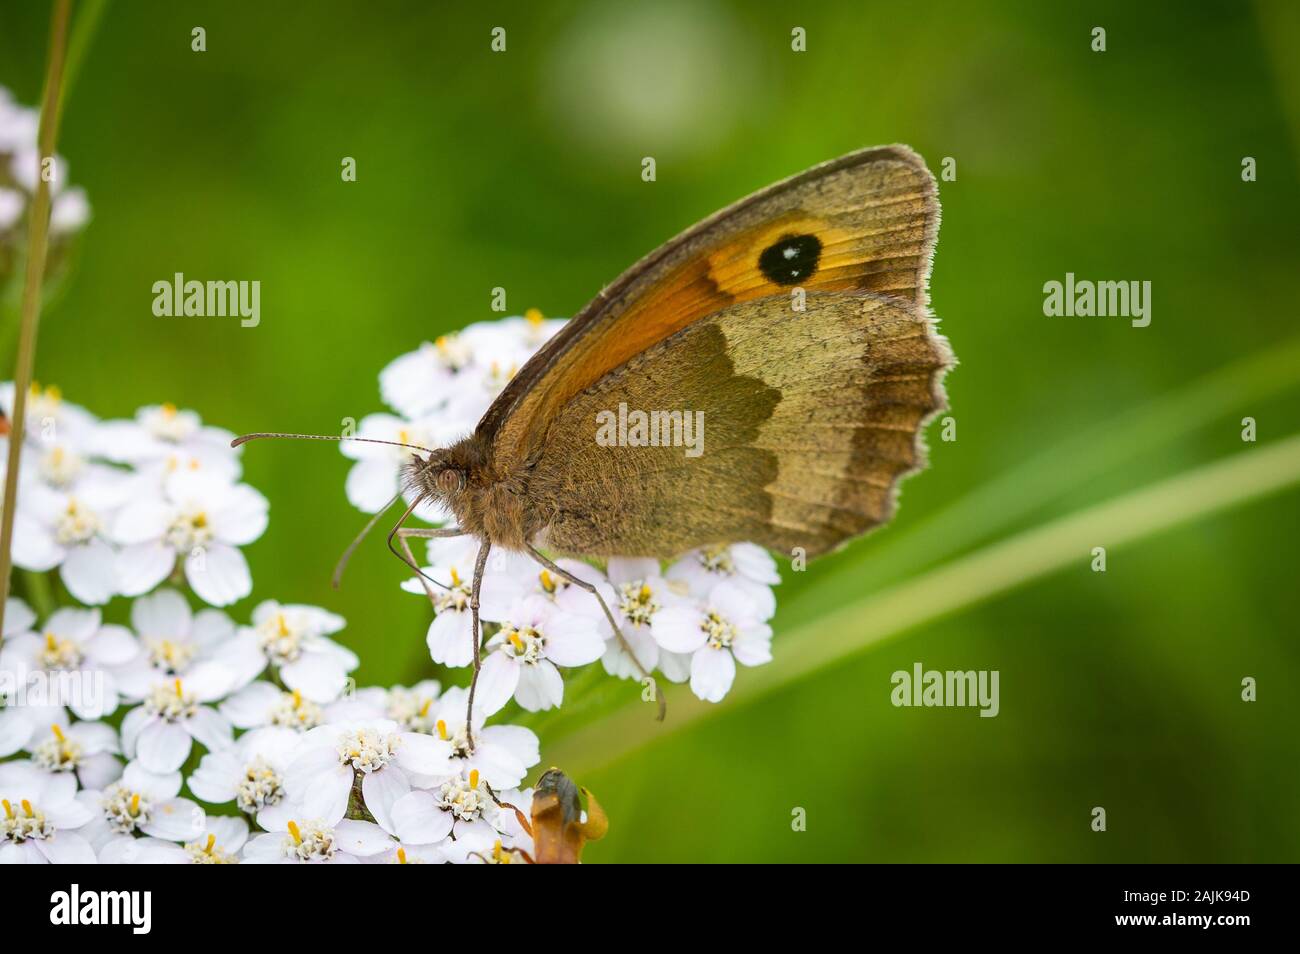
[479,724,540,768]
[513,660,563,712]
[190,608,236,646]
[85,624,140,666]
[76,753,123,792]
[207,815,249,853]
[426,610,475,668]
[184,706,233,751]
[601,624,659,679]
[136,720,192,773]
[123,760,183,799]
[219,681,280,728]
[391,790,453,844]
[543,616,605,667]
[279,652,347,703]
[115,542,176,596]
[394,733,453,777]
[0,708,35,757]
[68,676,118,721]
[208,484,269,546]
[732,542,781,584]
[111,499,171,545]
[333,819,394,857]
[3,597,36,635]
[119,705,149,756]
[60,539,118,605]
[185,543,252,607]
[731,625,773,667]
[188,750,242,803]
[361,768,409,835]
[34,831,98,864]
[651,606,707,653]
[140,797,205,841]
[345,458,399,513]
[287,756,352,826]
[606,557,659,585]
[10,512,63,571]
[708,580,765,626]
[130,589,192,639]
[473,653,519,716]
[689,647,736,703]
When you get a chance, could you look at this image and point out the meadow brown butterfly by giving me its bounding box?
[236,144,951,735]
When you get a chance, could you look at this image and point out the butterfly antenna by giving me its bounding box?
[231,431,436,454]
[332,492,403,589]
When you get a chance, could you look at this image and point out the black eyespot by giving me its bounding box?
[758,233,822,286]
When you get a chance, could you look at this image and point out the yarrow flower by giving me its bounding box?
[390,766,522,863]
[80,760,206,862]
[1,311,784,865]
[110,814,249,864]
[94,403,242,484]
[120,668,233,774]
[652,581,774,703]
[243,813,392,865]
[27,718,122,791]
[0,86,91,245]
[376,311,560,422]
[237,600,357,702]
[0,759,95,863]
[0,607,137,720]
[113,469,268,607]
[476,594,606,714]
[188,726,299,830]
[401,537,530,667]
[219,682,331,733]
[284,718,455,833]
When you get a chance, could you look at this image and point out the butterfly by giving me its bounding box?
[236,144,951,733]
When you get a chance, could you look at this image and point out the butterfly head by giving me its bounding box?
[403,436,492,516]
[405,449,465,502]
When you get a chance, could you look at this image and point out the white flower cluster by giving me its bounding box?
[1,310,782,865]
[1,389,540,863]
[0,86,90,239]
[2,384,266,607]
[366,311,782,706]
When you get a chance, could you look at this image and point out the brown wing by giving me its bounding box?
[477,145,941,475]
[526,291,950,558]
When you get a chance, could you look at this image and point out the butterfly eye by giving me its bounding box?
[758,233,822,286]
[436,469,463,494]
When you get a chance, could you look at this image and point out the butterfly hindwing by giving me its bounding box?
[527,291,949,558]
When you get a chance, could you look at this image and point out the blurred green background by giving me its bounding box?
[2,0,1298,862]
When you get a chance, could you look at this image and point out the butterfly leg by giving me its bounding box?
[394,526,465,605]
[525,544,665,722]
[464,539,492,750]
[384,499,464,593]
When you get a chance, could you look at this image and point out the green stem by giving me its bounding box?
[345,770,376,822]
[0,0,72,644]
[547,434,1300,775]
